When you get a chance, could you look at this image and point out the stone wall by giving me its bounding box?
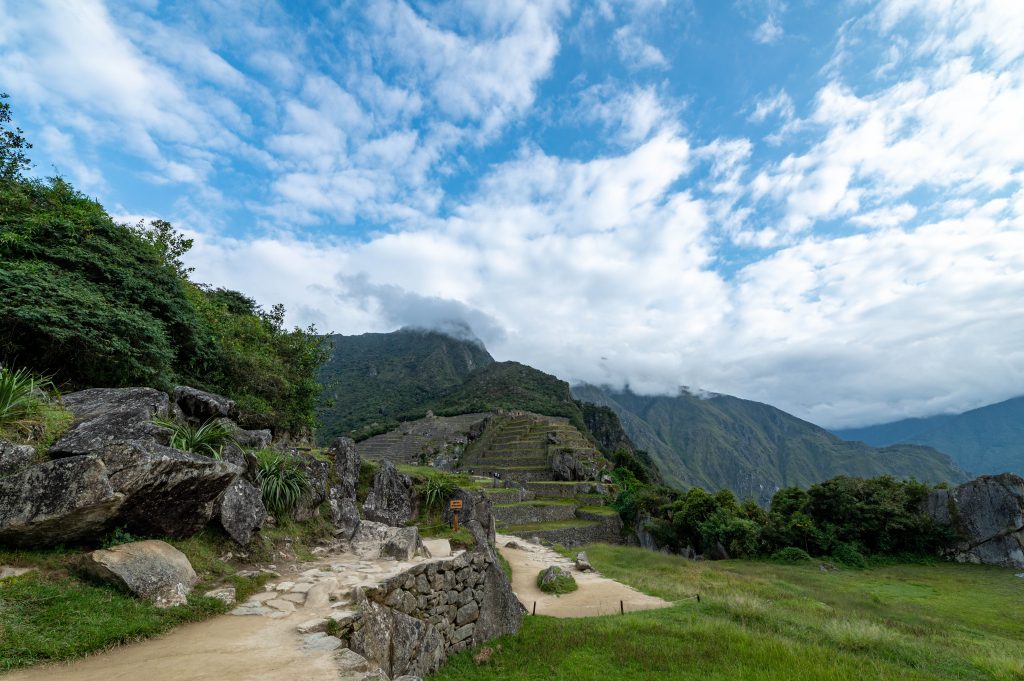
[491,502,578,526]
[525,512,623,548]
[328,547,522,678]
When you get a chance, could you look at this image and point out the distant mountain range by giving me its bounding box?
[316,327,969,501]
[834,395,1024,476]
[572,385,967,503]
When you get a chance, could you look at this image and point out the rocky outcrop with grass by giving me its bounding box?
[328,436,362,538]
[363,459,418,526]
[926,472,1024,567]
[49,387,173,457]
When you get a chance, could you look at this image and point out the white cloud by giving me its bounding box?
[753,15,783,44]
[749,90,794,123]
[613,25,670,70]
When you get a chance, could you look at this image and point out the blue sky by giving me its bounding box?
[2,0,1023,428]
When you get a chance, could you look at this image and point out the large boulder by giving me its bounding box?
[350,520,427,561]
[172,386,238,423]
[443,489,495,549]
[50,388,171,457]
[348,599,445,679]
[328,437,361,538]
[219,419,272,451]
[216,477,267,546]
[473,559,526,645]
[97,440,241,538]
[0,439,35,477]
[78,540,198,607]
[0,456,124,546]
[925,473,1024,568]
[363,460,417,527]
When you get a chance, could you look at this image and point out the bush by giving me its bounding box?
[536,567,577,595]
[0,365,50,434]
[831,543,868,568]
[420,472,461,513]
[772,547,813,562]
[154,417,234,459]
[254,450,311,517]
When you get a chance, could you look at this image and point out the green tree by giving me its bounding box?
[0,93,31,181]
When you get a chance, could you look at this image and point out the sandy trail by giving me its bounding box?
[5,540,456,681]
[497,533,669,617]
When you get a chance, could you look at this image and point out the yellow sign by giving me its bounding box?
[449,500,463,510]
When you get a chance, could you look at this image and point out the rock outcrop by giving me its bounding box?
[216,477,267,545]
[350,521,427,561]
[550,449,601,482]
[925,473,1024,568]
[329,437,361,537]
[293,453,330,522]
[49,387,171,457]
[0,442,240,546]
[0,439,35,476]
[172,385,238,422]
[78,540,198,607]
[363,460,417,527]
[442,489,495,549]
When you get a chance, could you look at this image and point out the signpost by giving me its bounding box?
[449,499,463,532]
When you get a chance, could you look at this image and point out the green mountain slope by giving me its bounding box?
[834,395,1024,475]
[572,384,967,502]
[316,327,494,441]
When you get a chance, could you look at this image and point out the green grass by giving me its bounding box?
[575,505,618,516]
[503,520,601,533]
[494,499,578,508]
[430,544,1024,680]
[537,568,578,595]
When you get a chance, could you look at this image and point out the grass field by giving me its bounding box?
[430,544,1024,680]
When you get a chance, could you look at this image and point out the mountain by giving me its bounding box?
[572,384,967,503]
[316,328,594,443]
[316,327,494,441]
[834,395,1024,476]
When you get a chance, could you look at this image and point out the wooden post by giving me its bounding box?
[620,600,624,615]
[697,594,701,603]
[533,601,537,615]
[453,510,459,532]
[449,499,463,532]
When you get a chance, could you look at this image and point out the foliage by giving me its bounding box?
[0,93,31,182]
[254,450,311,517]
[771,547,813,562]
[100,527,142,549]
[0,96,326,434]
[536,568,578,595]
[831,543,868,568]
[0,365,50,434]
[421,472,461,513]
[154,417,234,459]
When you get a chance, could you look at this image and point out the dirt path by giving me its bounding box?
[497,533,669,617]
[5,540,455,681]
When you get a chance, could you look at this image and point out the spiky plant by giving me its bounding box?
[0,365,51,434]
[254,449,311,517]
[154,417,234,459]
[422,472,460,513]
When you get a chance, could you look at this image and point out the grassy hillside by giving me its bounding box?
[432,544,1024,681]
[316,328,494,441]
[573,385,966,502]
[835,395,1024,476]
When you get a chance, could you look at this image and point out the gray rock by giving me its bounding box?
[443,489,495,548]
[363,460,417,527]
[575,551,593,572]
[172,386,238,422]
[50,388,171,457]
[709,542,730,561]
[204,586,236,604]
[329,437,361,537]
[0,456,124,546]
[549,449,600,482]
[78,540,197,607]
[351,521,427,561]
[216,477,267,545]
[0,566,35,579]
[302,632,343,651]
[348,600,445,679]
[0,439,36,476]
[293,453,330,522]
[97,440,241,538]
[537,565,573,589]
[926,473,1024,567]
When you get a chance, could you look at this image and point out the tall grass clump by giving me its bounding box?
[0,365,51,434]
[154,417,234,459]
[254,450,310,517]
[422,472,460,513]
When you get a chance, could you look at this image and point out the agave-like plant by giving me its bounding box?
[154,417,235,459]
[255,449,311,517]
[422,472,460,513]
[0,365,50,433]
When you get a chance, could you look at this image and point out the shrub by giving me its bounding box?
[255,450,311,517]
[421,472,460,513]
[536,567,578,595]
[771,547,813,562]
[154,417,234,459]
[0,365,50,434]
[831,543,868,568]
[101,527,141,549]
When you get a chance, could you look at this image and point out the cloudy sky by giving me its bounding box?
[2,0,1022,428]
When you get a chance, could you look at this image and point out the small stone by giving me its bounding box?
[274,581,295,591]
[204,587,237,604]
[302,632,342,651]
[281,593,306,604]
[266,598,296,612]
[296,618,328,634]
[291,582,314,593]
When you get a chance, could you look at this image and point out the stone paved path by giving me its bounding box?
[6,540,455,681]
[498,533,669,618]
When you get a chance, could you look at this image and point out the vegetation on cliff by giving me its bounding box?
[0,96,325,433]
